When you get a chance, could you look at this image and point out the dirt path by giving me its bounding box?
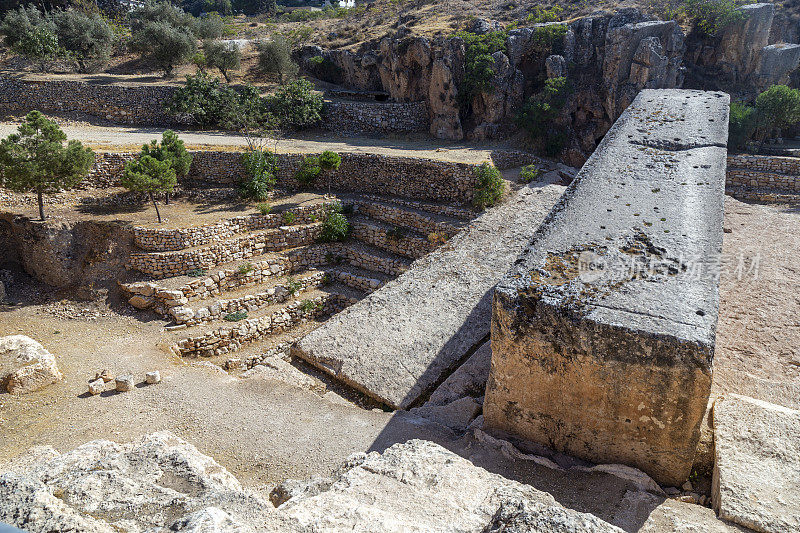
[0,121,509,163]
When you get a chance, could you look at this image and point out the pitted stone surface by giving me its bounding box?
[712,395,800,533]
[484,89,729,486]
[280,439,622,533]
[293,183,564,409]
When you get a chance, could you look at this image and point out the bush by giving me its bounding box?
[472,163,504,210]
[0,6,58,69]
[266,79,323,130]
[683,0,746,37]
[187,268,207,277]
[52,9,114,71]
[196,12,223,39]
[282,211,297,224]
[142,129,193,178]
[240,148,277,200]
[318,150,341,172]
[237,262,254,275]
[130,21,197,75]
[257,34,298,82]
[755,84,800,132]
[516,76,572,155]
[295,155,321,186]
[234,0,276,16]
[519,164,542,183]
[454,29,508,106]
[286,277,302,294]
[224,311,248,321]
[204,39,240,81]
[122,155,177,223]
[530,24,567,54]
[319,205,349,242]
[166,73,267,129]
[728,101,757,150]
[526,5,562,23]
[299,299,321,313]
[257,202,272,215]
[183,0,233,16]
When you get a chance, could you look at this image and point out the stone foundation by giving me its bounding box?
[484,89,729,486]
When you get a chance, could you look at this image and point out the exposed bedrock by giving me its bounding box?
[483,89,729,486]
[685,3,800,94]
[292,183,564,410]
[0,213,134,290]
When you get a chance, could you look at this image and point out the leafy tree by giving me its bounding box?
[183,0,233,16]
[0,110,94,221]
[453,29,507,106]
[516,76,572,156]
[0,6,59,70]
[728,101,757,150]
[294,155,320,186]
[318,150,341,172]
[204,39,240,82]
[130,0,196,33]
[683,0,747,37]
[257,34,298,83]
[196,12,223,39]
[122,155,176,223]
[130,20,197,75]
[266,79,322,130]
[755,84,800,133]
[52,9,114,71]
[166,73,268,129]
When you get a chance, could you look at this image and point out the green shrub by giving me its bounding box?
[142,129,193,179]
[266,79,323,129]
[530,24,567,54]
[295,155,321,186]
[453,29,508,106]
[519,164,542,183]
[257,202,272,215]
[299,299,321,313]
[318,150,341,171]
[526,5,562,23]
[223,310,248,321]
[728,101,757,150]
[683,0,747,37]
[282,211,297,224]
[52,9,114,72]
[187,268,207,277]
[237,262,254,275]
[192,51,207,72]
[204,39,241,82]
[257,34,298,82]
[239,146,277,200]
[516,76,572,155]
[286,277,302,294]
[319,206,349,242]
[166,73,268,129]
[472,162,504,210]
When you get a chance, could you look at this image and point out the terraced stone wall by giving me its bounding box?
[726,154,800,192]
[0,77,178,125]
[323,100,429,134]
[83,151,480,205]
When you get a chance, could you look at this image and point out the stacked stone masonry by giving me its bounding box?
[726,154,800,193]
[349,221,435,260]
[323,100,429,134]
[172,294,355,358]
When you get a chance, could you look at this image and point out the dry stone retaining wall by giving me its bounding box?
[323,100,428,134]
[726,154,800,193]
[350,221,434,260]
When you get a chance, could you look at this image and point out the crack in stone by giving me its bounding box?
[629,139,727,152]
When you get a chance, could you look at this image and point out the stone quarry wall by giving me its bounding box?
[484,89,729,486]
[86,150,481,205]
[0,77,179,125]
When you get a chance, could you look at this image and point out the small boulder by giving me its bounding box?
[128,295,154,309]
[0,335,62,394]
[115,375,134,392]
[94,369,114,383]
[145,371,161,385]
[88,378,105,396]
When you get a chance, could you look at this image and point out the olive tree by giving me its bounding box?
[0,111,95,221]
[52,9,114,72]
[130,21,197,76]
[257,34,297,83]
[0,6,59,70]
[204,39,240,82]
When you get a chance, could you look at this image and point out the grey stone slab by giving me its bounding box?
[484,89,729,486]
[292,183,564,409]
[712,394,800,533]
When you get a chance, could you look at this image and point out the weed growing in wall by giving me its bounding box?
[237,262,254,275]
[318,203,349,242]
[282,211,297,224]
[299,299,322,313]
[187,268,208,277]
[224,311,248,321]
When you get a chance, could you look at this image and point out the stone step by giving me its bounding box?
[292,181,565,411]
[132,202,336,252]
[358,193,476,220]
[349,216,435,260]
[351,199,466,239]
[171,284,362,358]
[327,264,390,294]
[127,222,323,278]
[726,185,800,204]
[339,241,413,277]
[170,270,329,326]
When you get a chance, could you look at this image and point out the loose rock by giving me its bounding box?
[115,374,134,392]
[145,371,161,384]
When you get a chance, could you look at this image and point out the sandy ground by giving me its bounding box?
[0,120,511,164]
[0,195,797,530]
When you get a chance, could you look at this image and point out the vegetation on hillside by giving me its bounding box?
[729,85,800,151]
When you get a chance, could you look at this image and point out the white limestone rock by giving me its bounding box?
[241,358,323,393]
[0,335,62,394]
[281,439,622,532]
[0,432,305,533]
[712,394,800,533]
[410,396,482,432]
[88,378,105,396]
[145,370,161,384]
[427,341,492,406]
[115,374,134,392]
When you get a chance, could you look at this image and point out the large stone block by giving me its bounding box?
[484,89,729,486]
